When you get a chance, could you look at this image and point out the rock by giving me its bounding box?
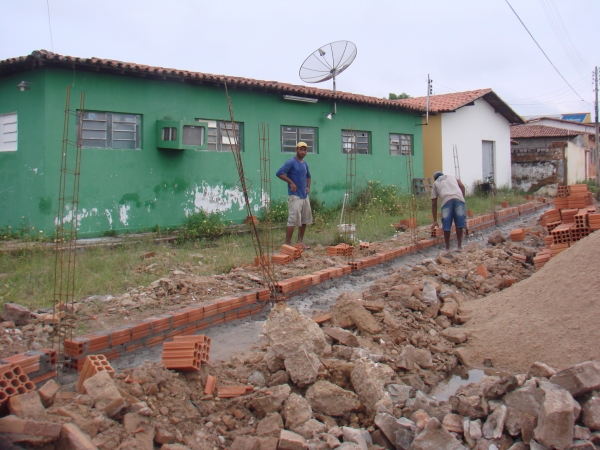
[350,359,395,416]
[369,429,393,449]
[249,384,291,418]
[527,362,556,379]
[582,396,600,431]
[92,428,122,450]
[122,413,154,450]
[442,414,464,433]
[396,345,417,371]
[568,441,595,449]
[574,425,592,441]
[411,410,431,431]
[38,379,60,407]
[342,427,369,450]
[550,361,600,396]
[1,303,31,326]
[435,315,451,329]
[278,429,306,450]
[533,389,574,449]
[482,404,507,439]
[291,419,327,439]
[483,376,519,400]
[450,393,488,419]
[57,423,97,450]
[0,415,62,446]
[256,412,284,437]
[454,348,473,367]
[349,306,382,335]
[264,305,327,358]
[83,371,125,418]
[285,349,322,387]
[248,370,266,387]
[268,370,290,386]
[230,436,261,450]
[263,348,285,373]
[506,443,528,450]
[463,418,482,447]
[440,328,468,344]
[521,413,537,444]
[305,380,359,416]
[8,391,46,418]
[488,231,506,245]
[386,384,414,407]
[154,428,177,445]
[400,374,425,391]
[323,327,359,347]
[503,381,543,436]
[440,299,459,319]
[281,393,312,429]
[411,418,466,449]
[395,419,416,450]
[464,242,479,252]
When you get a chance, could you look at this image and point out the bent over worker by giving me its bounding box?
[430,171,466,251]
[276,141,312,249]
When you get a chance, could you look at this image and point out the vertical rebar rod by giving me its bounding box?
[344,128,358,259]
[405,152,418,244]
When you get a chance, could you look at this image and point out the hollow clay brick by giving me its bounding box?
[204,375,216,395]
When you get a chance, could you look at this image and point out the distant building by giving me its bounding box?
[523,112,591,124]
[396,89,524,191]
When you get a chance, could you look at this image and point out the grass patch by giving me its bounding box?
[0,183,533,310]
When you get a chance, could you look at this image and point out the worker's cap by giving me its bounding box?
[296,142,308,149]
[433,171,443,181]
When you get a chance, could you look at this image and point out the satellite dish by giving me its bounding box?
[299,40,357,114]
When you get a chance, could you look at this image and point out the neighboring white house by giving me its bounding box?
[396,89,524,192]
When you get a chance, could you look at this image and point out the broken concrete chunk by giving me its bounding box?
[284,350,321,387]
[38,379,61,408]
[442,414,463,433]
[350,359,395,416]
[482,404,507,440]
[57,423,97,450]
[342,427,370,450]
[8,391,46,418]
[386,384,414,407]
[440,327,468,344]
[1,302,31,326]
[396,344,417,371]
[323,327,359,347]
[400,374,425,392]
[411,417,466,450]
[249,384,291,418]
[533,389,575,449]
[278,429,306,450]
[550,360,600,397]
[281,393,312,429]
[230,436,261,450]
[0,415,62,445]
[83,370,125,418]
[290,418,327,440]
[305,380,359,416]
[582,396,600,431]
[256,412,283,437]
[527,362,557,379]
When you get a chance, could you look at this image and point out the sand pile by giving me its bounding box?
[463,229,600,373]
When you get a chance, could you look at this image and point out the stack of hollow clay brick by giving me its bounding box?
[590,213,600,230]
[0,364,36,409]
[161,335,211,372]
[326,243,353,256]
[0,349,57,385]
[509,228,526,242]
[76,355,115,393]
[359,242,369,249]
[272,244,303,265]
[533,253,552,270]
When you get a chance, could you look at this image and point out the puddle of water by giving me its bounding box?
[430,367,510,402]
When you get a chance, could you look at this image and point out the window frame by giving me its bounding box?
[342,129,370,155]
[196,119,244,152]
[80,111,142,150]
[389,133,413,156]
[281,126,317,153]
[0,112,18,152]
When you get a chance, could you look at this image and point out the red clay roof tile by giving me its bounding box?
[510,124,591,138]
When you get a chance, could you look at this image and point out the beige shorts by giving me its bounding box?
[287,195,313,227]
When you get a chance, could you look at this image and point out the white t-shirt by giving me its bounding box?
[431,174,465,207]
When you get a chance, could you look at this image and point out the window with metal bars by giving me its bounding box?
[342,130,370,154]
[80,111,141,149]
[389,133,413,155]
[196,119,243,151]
[281,126,316,153]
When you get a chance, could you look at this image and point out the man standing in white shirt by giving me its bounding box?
[430,171,467,251]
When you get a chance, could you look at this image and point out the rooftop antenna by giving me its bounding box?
[299,40,357,115]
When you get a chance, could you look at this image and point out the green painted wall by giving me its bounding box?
[0,67,423,237]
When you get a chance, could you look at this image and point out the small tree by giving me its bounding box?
[389,92,411,100]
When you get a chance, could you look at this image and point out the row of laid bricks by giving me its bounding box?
[10,200,550,377]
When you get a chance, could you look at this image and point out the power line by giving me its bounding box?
[46,0,54,52]
[504,0,587,103]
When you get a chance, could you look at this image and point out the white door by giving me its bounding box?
[0,112,18,152]
[482,140,494,181]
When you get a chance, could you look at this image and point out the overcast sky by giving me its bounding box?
[2,0,598,117]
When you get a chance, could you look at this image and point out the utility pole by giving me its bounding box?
[595,66,599,187]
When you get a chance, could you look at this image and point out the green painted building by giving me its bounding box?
[0,50,425,237]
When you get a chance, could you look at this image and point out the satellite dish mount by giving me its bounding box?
[299,40,357,115]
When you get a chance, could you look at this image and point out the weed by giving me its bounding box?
[177,210,226,243]
[101,230,118,237]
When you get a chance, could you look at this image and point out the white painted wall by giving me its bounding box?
[440,99,512,192]
[565,135,588,184]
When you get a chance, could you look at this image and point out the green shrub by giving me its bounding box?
[356,181,409,215]
[262,198,288,223]
[177,210,226,243]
